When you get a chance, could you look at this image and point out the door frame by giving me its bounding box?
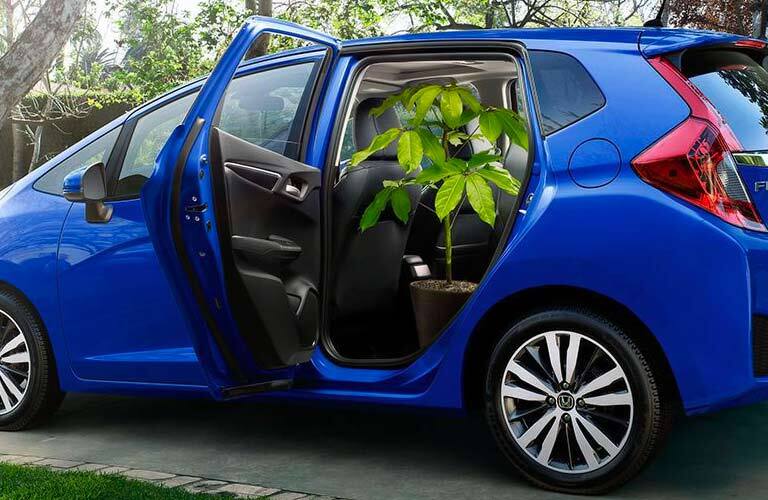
[317,41,541,368]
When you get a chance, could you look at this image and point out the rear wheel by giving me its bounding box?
[0,289,63,431]
[484,308,672,494]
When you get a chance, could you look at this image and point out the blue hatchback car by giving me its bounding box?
[0,17,767,493]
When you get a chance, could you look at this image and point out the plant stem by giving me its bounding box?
[444,212,453,284]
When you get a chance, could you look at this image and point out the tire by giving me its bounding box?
[0,289,64,431]
[484,308,673,494]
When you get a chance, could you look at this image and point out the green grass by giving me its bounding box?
[0,463,243,499]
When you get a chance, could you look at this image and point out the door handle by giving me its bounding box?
[284,184,301,197]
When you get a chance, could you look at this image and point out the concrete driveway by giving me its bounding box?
[0,394,765,500]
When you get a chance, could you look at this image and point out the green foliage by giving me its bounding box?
[350,81,529,283]
[0,462,239,499]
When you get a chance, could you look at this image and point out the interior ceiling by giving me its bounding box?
[356,59,517,98]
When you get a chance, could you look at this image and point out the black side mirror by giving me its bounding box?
[62,162,113,223]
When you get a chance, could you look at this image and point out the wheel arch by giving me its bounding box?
[462,285,682,413]
[0,279,61,382]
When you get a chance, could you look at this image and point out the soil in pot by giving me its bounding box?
[410,279,478,348]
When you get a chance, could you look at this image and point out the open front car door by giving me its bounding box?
[143,17,340,397]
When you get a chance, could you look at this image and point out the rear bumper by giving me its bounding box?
[685,223,768,415]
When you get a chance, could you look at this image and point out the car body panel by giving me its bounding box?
[0,23,765,416]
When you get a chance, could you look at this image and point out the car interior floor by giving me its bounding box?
[326,55,528,362]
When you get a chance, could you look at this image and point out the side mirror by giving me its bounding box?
[63,162,113,223]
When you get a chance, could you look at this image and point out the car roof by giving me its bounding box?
[340,26,750,55]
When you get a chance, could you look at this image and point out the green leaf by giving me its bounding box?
[496,108,529,150]
[359,187,393,232]
[414,165,450,185]
[465,174,496,227]
[397,130,423,173]
[479,111,503,143]
[435,174,466,220]
[417,127,445,164]
[350,150,370,167]
[412,85,443,126]
[370,94,400,118]
[457,109,479,127]
[440,89,463,129]
[446,130,470,146]
[400,87,419,107]
[350,127,402,166]
[390,187,412,224]
[456,87,483,113]
[476,165,521,195]
[467,151,503,169]
[444,158,468,174]
[382,179,400,188]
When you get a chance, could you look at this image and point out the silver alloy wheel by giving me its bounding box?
[0,309,30,415]
[500,330,633,473]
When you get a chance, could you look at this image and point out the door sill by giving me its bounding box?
[221,379,293,398]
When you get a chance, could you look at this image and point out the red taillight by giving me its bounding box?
[633,118,764,231]
[632,57,766,232]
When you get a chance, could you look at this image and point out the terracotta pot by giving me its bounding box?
[410,280,477,348]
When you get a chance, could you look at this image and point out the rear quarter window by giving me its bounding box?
[529,51,606,135]
[683,50,768,152]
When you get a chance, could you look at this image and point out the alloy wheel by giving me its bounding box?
[499,330,633,473]
[0,309,30,415]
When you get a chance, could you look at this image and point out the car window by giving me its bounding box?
[34,127,121,196]
[683,50,768,152]
[217,61,319,161]
[115,92,198,197]
[529,51,606,135]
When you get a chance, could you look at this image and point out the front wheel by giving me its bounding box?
[0,289,64,431]
[484,308,672,494]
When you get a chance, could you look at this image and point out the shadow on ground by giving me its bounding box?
[0,394,765,500]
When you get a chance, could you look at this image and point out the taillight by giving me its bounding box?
[631,57,766,232]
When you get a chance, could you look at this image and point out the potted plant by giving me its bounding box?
[349,83,528,347]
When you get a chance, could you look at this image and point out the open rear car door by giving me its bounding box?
[144,17,339,397]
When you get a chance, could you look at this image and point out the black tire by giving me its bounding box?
[484,308,673,494]
[0,288,64,431]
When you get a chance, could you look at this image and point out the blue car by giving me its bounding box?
[0,16,767,493]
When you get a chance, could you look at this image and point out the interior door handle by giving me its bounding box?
[284,184,301,197]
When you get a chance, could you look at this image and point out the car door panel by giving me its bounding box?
[212,128,321,368]
[59,199,205,385]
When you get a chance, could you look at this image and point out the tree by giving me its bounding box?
[668,0,761,35]
[11,13,105,175]
[245,0,271,58]
[0,0,87,124]
[376,0,655,32]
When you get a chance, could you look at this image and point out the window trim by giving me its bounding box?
[528,49,606,137]
[32,125,123,197]
[106,88,201,202]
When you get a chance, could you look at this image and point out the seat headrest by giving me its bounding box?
[355,98,401,161]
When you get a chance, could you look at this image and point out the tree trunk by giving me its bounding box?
[245,0,272,60]
[0,0,87,124]
[11,122,26,181]
[28,124,43,172]
[757,0,768,39]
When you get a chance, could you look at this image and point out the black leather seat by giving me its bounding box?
[331,98,421,318]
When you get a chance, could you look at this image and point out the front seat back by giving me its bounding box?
[331,98,420,318]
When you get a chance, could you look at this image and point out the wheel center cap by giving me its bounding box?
[557,393,575,410]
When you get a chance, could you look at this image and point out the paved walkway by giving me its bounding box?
[0,394,766,500]
[0,453,334,499]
